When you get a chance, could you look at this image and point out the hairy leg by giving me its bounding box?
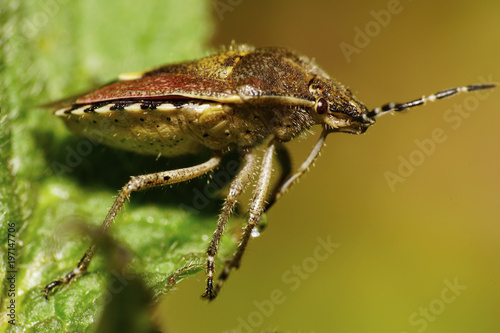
[44,152,222,298]
[211,140,277,299]
[202,149,257,299]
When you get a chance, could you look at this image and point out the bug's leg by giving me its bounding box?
[264,142,292,212]
[44,152,223,299]
[211,140,277,299]
[266,129,328,211]
[202,149,257,300]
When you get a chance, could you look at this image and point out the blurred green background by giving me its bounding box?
[3,0,499,332]
[159,1,500,332]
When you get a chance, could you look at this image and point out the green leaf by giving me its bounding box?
[0,0,239,331]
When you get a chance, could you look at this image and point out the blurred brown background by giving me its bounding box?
[158,1,500,332]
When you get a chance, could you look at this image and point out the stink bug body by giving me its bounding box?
[45,44,495,300]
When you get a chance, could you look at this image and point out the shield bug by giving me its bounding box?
[44,44,495,300]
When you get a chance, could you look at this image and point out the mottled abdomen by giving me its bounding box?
[55,99,270,156]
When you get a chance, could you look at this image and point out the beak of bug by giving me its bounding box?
[320,100,374,135]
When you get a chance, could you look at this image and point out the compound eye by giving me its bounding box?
[316,98,328,114]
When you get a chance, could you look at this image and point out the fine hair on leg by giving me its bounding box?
[211,139,277,299]
[203,149,257,299]
[44,152,223,298]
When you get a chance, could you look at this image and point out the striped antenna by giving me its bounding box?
[363,83,496,121]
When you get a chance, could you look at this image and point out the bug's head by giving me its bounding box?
[308,77,373,134]
[309,78,497,137]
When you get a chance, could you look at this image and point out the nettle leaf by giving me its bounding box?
[0,0,240,331]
